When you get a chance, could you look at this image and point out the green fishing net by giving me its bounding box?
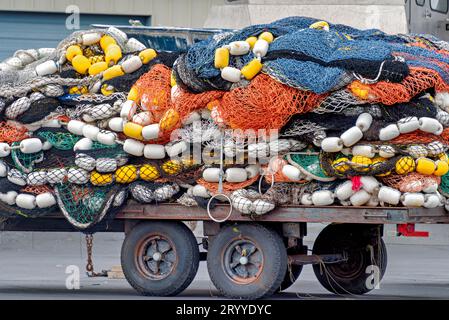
[287,152,336,182]
[36,131,81,150]
[11,142,44,173]
[54,183,121,230]
[440,173,449,197]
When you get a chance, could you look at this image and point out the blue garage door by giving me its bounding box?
[0,11,151,60]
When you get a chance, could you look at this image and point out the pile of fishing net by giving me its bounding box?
[3,17,449,232]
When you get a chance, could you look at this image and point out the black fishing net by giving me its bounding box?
[15,97,60,124]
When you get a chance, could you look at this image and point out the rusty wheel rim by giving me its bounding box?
[135,234,178,280]
[222,238,264,284]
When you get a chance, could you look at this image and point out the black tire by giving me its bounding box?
[312,224,387,295]
[121,221,200,296]
[279,265,303,292]
[207,223,287,299]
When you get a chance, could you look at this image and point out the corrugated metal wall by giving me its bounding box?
[0,0,213,27]
[0,11,150,60]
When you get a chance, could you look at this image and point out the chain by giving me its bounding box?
[85,234,108,277]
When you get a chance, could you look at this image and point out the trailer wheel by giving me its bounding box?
[312,224,387,295]
[207,224,287,299]
[121,221,200,296]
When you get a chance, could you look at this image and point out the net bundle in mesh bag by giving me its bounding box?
[129,181,180,203]
[381,173,441,193]
[53,183,124,231]
[133,64,172,121]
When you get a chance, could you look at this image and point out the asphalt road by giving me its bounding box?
[0,234,448,300]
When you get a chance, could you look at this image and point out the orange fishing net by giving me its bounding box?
[380,173,440,193]
[173,87,225,120]
[349,67,449,105]
[134,64,172,122]
[218,74,327,130]
[0,121,29,143]
[391,128,449,145]
[21,185,53,195]
[197,175,259,194]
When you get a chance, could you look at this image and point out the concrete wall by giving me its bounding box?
[205,0,408,33]
[0,0,213,28]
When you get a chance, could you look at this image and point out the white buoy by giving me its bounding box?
[0,143,10,157]
[367,195,380,207]
[19,138,43,154]
[232,196,253,214]
[46,168,67,184]
[126,38,146,52]
[321,137,344,153]
[397,117,420,134]
[360,176,380,193]
[419,117,442,134]
[252,199,275,215]
[301,193,313,205]
[335,180,354,201]
[221,67,242,83]
[67,168,89,184]
[73,138,93,151]
[356,113,373,132]
[123,139,145,157]
[143,144,166,159]
[26,171,47,186]
[120,100,136,119]
[15,194,37,210]
[82,124,100,141]
[424,194,442,208]
[203,168,221,182]
[281,165,302,181]
[108,117,124,132]
[401,192,425,207]
[35,60,58,76]
[96,158,118,173]
[225,168,248,183]
[121,56,143,74]
[0,161,7,177]
[192,185,211,198]
[253,39,269,57]
[350,189,371,206]
[379,124,400,141]
[82,33,101,45]
[97,131,117,146]
[229,41,251,55]
[352,145,375,158]
[75,154,96,171]
[67,120,86,136]
[3,191,18,206]
[378,186,401,205]
[245,164,261,179]
[311,190,335,206]
[378,145,396,158]
[340,126,363,147]
[166,141,188,157]
[36,192,56,208]
[142,124,160,140]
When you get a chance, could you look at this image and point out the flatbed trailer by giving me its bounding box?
[0,204,447,299]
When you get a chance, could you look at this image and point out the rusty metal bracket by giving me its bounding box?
[288,253,347,266]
